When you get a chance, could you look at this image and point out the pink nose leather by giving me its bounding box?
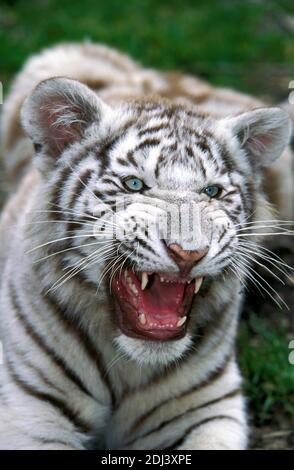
[167,243,208,274]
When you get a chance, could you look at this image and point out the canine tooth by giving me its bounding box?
[139,313,146,325]
[141,272,148,290]
[177,316,187,327]
[160,276,165,282]
[194,277,203,294]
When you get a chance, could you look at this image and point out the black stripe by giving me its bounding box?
[168,142,178,152]
[135,138,160,152]
[129,353,232,435]
[198,155,207,179]
[102,189,119,196]
[126,151,138,168]
[222,189,238,198]
[116,158,128,166]
[50,166,72,220]
[137,238,157,256]
[14,349,65,396]
[154,155,165,179]
[32,437,74,448]
[9,282,95,399]
[127,388,241,446]
[137,124,168,137]
[218,227,227,244]
[97,132,127,173]
[218,142,237,174]
[93,189,106,201]
[101,178,123,190]
[68,168,94,209]
[49,141,100,219]
[185,146,194,158]
[6,360,92,434]
[197,139,212,155]
[165,414,243,449]
[214,235,234,257]
[42,292,116,405]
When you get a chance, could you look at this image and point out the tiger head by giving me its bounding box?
[21,78,291,366]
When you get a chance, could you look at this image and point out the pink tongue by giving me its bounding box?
[140,274,186,316]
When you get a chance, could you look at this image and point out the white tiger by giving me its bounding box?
[0,43,292,450]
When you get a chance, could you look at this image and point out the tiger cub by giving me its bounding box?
[0,43,292,450]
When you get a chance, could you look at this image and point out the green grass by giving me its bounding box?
[238,315,294,425]
[0,0,293,98]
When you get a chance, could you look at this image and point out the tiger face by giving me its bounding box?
[21,78,291,365]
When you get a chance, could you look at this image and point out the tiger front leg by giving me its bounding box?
[0,398,89,450]
[175,399,248,450]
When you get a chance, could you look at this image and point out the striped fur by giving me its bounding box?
[0,43,292,450]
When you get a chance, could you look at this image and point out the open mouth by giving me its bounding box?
[112,271,203,341]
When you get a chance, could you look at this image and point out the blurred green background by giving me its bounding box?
[0,0,294,449]
[0,0,294,100]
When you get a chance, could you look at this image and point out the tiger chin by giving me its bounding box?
[0,43,292,450]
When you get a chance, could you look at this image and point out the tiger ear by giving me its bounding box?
[218,107,292,167]
[21,77,112,160]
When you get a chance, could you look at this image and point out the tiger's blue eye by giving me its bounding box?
[124,177,144,192]
[203,185,222,198]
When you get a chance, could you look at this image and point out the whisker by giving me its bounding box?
[235,219,294,228]
[235,249,285,284]
[64,245,118,270]
[227,263,248,292]
[46,244,117,294]
[237,243,293,277]
[26,232,115,254]
[21,219,97,229]
[110,243,139,292]
[23,215,120,233]
[33,240,119,264]
[236,231,294,237]
[238,240,294,269]
[232,258,268,301]
[235,255,288,309]
[96,252,125,293]
[236,226,294,235]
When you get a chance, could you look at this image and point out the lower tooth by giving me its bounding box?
[177,316,187,327]
[130,284,138,294]
[139,313,146,325]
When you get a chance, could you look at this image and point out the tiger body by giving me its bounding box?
[0,43,292,450]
